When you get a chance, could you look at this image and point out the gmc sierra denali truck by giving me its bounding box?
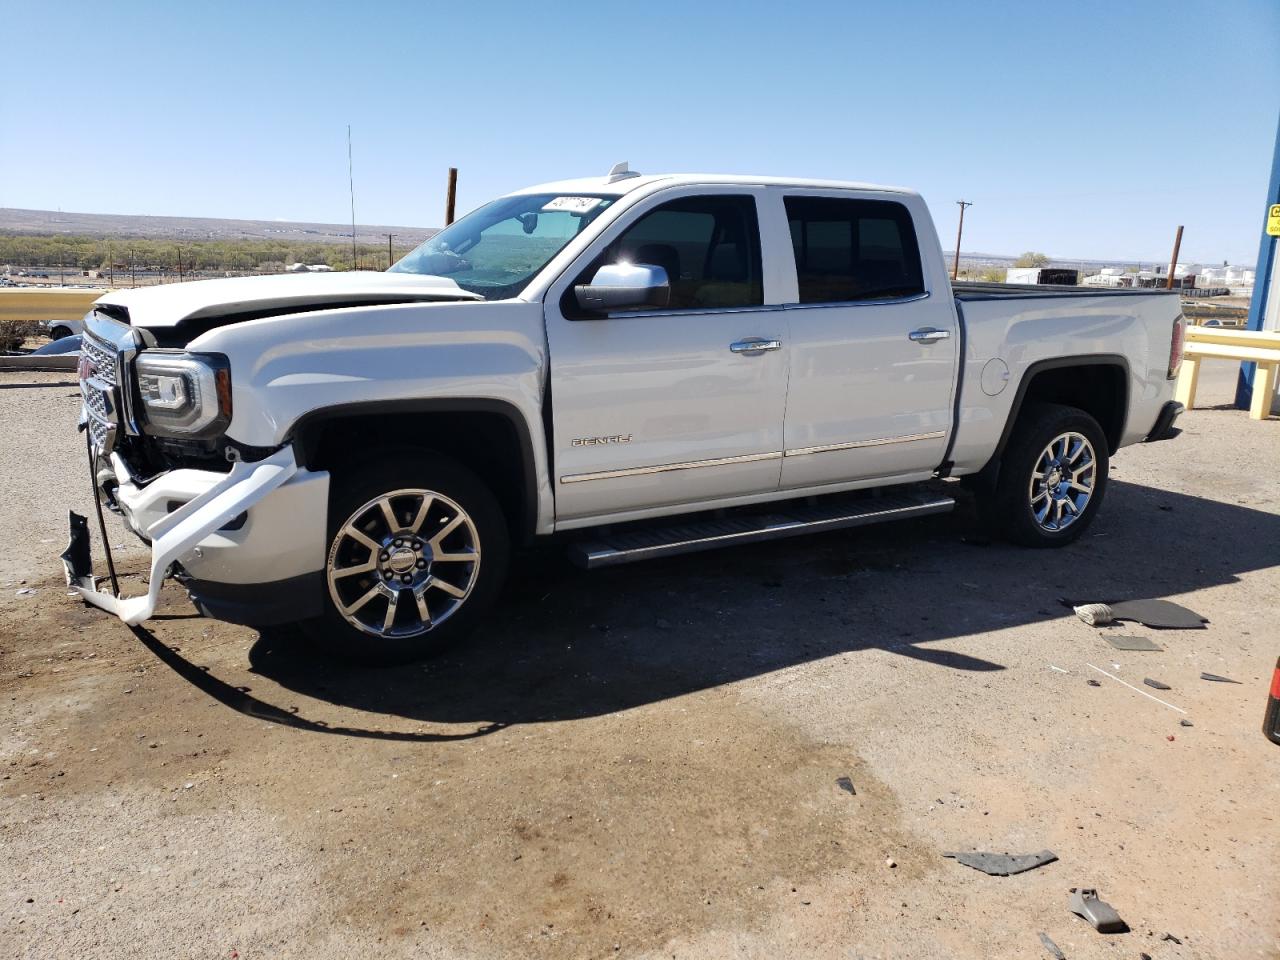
[64,165,1185,663]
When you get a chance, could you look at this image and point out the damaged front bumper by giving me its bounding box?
[63,446,305,625]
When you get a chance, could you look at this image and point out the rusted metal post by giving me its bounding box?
[1166,225,1184,290]
[952,200,972,281]
[445,167,458,225]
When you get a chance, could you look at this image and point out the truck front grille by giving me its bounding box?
[80,334,120,454]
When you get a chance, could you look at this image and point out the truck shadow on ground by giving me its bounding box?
[193,478,1280,738]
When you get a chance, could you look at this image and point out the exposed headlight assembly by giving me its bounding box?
[135,352,231,437]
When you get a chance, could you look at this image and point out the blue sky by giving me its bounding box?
[1,0,1276,263]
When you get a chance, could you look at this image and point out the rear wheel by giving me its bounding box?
[985,402,1109,547]
[306,451,509,664]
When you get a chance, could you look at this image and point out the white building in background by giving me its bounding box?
[1197,264,1255,295]
[1082,267,1129,288]
[285,262,335,273]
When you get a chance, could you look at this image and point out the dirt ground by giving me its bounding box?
[2,365,1277,960]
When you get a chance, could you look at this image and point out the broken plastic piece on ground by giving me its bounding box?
[943,849,1057,876]
[1106,598,1207,629]
[835,776,855,796]
[1200,672,1241,684]
[1038,932,1066,960]
[1161,932,1182,944]
[1065,597,1207,629]
[1144,678,1172,690]
[1074,602,1114,626]
[1068,887,1128,934]
[1104,635,1162,651]
[1087,679,1102,687]
[1180,719,1193,727]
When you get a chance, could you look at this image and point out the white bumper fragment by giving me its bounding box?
[70,447,299,625]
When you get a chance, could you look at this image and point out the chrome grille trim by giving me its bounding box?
[80,333,122,455]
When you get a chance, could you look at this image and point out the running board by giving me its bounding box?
[568,490,955,569]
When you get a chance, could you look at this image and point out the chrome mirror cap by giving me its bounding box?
[574,263,670,312]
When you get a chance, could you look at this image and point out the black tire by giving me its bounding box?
[49,326,70,341]
[984,402,1109,547]
[304,450,510,665]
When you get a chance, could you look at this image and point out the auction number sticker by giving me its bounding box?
[543,196,603,214]
[1268,203,1280,237]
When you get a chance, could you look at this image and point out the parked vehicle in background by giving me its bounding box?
[64,165,1186,664]
[46,317,84,340]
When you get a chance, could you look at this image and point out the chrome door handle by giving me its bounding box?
[730,338,782,355]
[908,328,950,343]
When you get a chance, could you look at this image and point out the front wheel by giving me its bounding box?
[984,402,1109,547]
[305,451,510,664]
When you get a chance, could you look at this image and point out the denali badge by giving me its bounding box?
[572,434,632,446]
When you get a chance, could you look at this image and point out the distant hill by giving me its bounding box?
[0,208,438,247]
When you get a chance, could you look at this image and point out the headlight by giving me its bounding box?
[134,352,232,437]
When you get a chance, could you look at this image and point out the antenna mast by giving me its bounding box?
[348,124,357,270]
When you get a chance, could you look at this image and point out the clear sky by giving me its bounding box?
[1,0,1276,263]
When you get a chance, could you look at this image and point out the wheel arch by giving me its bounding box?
[287,398,540,544]
[979,354,1129,478]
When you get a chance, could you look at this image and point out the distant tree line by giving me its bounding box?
[0,234,413,273]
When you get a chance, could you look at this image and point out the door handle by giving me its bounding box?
[908,328,950,343]
[730,338,782,355]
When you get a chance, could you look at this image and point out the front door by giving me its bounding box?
[777,191,958,489]
[545,189,790,524]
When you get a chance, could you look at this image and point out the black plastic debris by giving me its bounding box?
[1061,597,1207,629]
[1038,931,1066,959]
[1161,932,1182,944]
[1068,887,1128,934]
[835,776,856,796]
[1201,672,1241,684]
[1144,678,1172,690]
[1087,679,1102,687]
[943,849,1057,876]
[1105,599,1207,630]
[1180,719,1194,727]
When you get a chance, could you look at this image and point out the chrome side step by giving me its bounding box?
[568,489,955,569]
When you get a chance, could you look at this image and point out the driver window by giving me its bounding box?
[578,195,763,313]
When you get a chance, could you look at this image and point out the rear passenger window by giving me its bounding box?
[784,196,924,304]
[574,195,763,313]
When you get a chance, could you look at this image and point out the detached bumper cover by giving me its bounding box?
[64,447,299,625]
[1145,400,1184,442]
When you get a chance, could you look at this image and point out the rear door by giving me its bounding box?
[544,187,791,524]
[776,191,958,488]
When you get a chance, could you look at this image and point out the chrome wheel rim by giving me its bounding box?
[1029,431,1096,532]
[326,488,481,639]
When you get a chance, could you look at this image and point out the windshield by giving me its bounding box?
[389,193,616,300]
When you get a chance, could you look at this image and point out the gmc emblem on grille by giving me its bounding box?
[77,354,97,381]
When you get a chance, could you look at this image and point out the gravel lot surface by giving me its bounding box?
[2,365,1277,959]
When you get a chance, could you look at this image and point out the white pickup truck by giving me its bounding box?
[64,166,1185,662]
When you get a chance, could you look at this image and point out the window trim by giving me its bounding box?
[776,190,930,308]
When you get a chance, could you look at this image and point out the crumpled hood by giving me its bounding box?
[93,271,481,329]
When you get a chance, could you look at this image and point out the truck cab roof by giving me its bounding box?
[510,169,919,200]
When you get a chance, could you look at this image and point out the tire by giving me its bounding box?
[49,326,70,341]
[984,402,1109,547]
[304,450,510,665]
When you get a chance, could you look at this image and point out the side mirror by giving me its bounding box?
[574,263,670,312]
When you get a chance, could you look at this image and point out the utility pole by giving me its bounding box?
[348,124,358,271]
[177,245,184,282]
[952,200,973,281]
[387,233,395,269]
[445,167,458,225]
[108,240,113,287]
[1166,225,1184,290]
[130,248,136,288]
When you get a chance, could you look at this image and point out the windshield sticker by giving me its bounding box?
[542,196,603,214]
